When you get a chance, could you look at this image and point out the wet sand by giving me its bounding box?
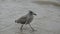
[0,0,60,34]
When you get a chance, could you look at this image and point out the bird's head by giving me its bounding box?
[29,10,37,16]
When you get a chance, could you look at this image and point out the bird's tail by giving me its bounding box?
[15,20,20,23]
[15,20,17,23]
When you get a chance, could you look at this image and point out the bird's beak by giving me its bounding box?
[34,13,37,16]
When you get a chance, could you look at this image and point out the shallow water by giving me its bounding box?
[0,0,60,34]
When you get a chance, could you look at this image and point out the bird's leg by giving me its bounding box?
[29,24,35,31]
[20,24,24,31]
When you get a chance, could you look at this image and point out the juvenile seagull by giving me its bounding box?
[15,10,37,31]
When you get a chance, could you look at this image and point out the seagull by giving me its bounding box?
[15,10,37,31]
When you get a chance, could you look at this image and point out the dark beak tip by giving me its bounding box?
[34,14,37,16]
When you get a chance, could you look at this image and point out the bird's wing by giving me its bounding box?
[19,15,29,24]
[18,16,27,22]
